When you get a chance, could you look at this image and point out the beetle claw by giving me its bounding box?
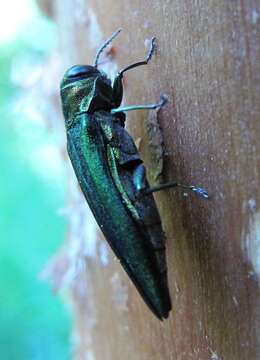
[191,186,209,199]
[159,94,168,107]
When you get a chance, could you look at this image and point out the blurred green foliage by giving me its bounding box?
[0,2,71,359]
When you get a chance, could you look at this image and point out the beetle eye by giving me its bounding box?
[66,65,98,79]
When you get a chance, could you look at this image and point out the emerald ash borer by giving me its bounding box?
[60,29,208,320]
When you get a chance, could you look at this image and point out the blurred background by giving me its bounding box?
[0,1,71,358]
[1,0,259,359]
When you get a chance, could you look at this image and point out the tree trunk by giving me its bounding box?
[44,0,260,359]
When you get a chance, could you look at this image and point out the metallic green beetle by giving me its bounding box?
[60,30,208,320]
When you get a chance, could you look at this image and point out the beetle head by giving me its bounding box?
[64,65,100,82]
[60,64,114,124]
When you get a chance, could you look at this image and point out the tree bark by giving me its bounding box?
[45,0,260,359]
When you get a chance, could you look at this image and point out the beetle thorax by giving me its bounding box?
[61,75,114,122]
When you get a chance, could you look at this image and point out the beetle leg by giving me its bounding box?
[111,73,124,107]
[145,182,209,199]
[133,163,147,192]
[111,94,167,114]
[112,37,156,107]
[118,37,156,76]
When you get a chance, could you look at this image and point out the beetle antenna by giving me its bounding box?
[94,28,122,68]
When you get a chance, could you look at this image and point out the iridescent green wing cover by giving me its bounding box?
[99,112,170,276]
[66,111,171,319]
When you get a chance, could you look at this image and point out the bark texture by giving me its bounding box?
[40,0,260,359]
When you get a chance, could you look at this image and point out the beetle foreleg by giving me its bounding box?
[118,37,156,77]
[112,37,156,107]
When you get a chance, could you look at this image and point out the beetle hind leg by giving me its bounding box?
[145,181,209,199]
[133,163,147,192]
